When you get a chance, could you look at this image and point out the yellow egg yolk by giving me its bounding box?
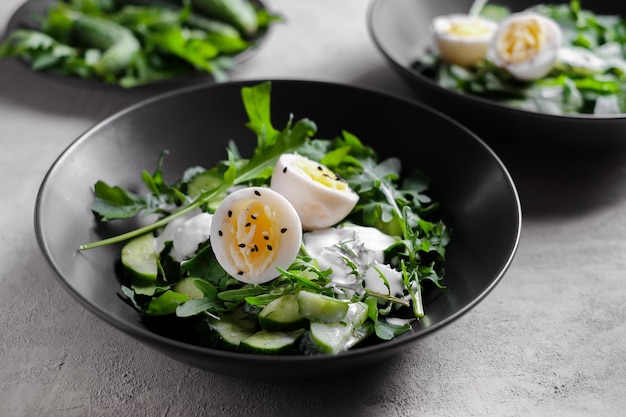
[496,17,545,64]
[446,20,494,39]
[293,158,348,190]
[223,199,284,276]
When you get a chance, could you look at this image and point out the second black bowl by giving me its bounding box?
[368,0,626,148]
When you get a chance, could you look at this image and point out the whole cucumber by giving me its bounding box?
[190,0,258,37]
[45,4,140,76]
[72,14,141,76]
[114,0,244,37]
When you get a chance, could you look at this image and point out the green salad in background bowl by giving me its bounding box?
[416,0,626,116]
[368,0,626,148]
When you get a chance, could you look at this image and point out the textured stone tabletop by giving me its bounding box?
[1,1,625,416]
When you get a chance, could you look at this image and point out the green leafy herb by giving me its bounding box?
[81,82,316,249]
[0,0,281,87]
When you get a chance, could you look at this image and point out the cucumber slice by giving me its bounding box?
[308,302,373,354]
[343,301,370,327]
[258,294,308,332]
[207,308,258,350]
[239,329,305,355]
[121,233,157,280]
[173,277,205,299]
[296,290,349,323]
[309,321,374,354]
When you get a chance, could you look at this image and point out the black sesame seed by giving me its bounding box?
[238,271,244,276]
[263,236,269,240]
[281,228,287,233]
[218,230,223,236]
[238,243,245,248]
[254,190,261,196]
[283,167,287,173]
[228,210,232,218]
[317,165,323,170]
[267,245,273,251]
[245,222,251,227]
[254,244,259,252]
[251,214,257,220]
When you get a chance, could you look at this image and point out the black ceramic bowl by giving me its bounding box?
[34,79,521,378]
[368,0,626,148]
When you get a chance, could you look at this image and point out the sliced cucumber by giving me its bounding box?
[258,294,308,332]
[309,321,374,355]
[308,302,373,354]
[239,329,305,355]
[296,290,349,323]
[121,233,158,280]
[207,308,258,350]
[172,277,205,299]
[343,301,370,327]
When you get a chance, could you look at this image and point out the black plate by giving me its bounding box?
[3,0,271,90]
[34,79,521,378]
[367,0,626,148]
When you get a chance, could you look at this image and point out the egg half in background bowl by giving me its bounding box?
[368,0,626,148]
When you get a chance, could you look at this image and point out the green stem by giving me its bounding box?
[468,0,488,16]
[366,290,411,307]
[79,184,227,250]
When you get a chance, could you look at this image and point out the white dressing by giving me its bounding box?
[171,212,213,261]
[303,225,403,297]
[154,209,201,255]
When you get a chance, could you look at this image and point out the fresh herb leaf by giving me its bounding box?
[80,82,316,249]
[92,180,147,221]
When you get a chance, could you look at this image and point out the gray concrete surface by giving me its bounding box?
[1,0,625,416]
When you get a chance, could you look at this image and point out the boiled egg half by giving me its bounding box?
[270,153,359,230]
[432,14,498,67]
[209,186,302,284]
[489,11,562,81]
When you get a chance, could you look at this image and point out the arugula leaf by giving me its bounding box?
[92,180,147,221]
[145,290,190,315]
[242,81,278,139]
[80,82,316,249]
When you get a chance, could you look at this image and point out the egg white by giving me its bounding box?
[209,186,302,284]
[432,14,498,67]
[270,153,359,230]
[171,212,213,261]
[489,11,562,81]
